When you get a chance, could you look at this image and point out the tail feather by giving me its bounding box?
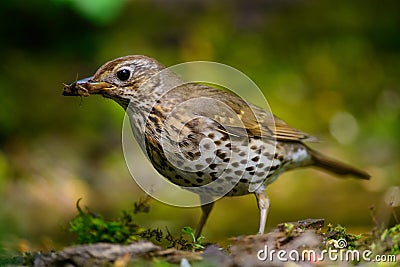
[307,147,370,180]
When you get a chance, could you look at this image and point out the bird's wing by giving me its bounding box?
[191,85,317,142]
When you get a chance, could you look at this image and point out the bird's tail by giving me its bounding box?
[307,147,370,180]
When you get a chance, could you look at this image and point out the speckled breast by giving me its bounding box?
[143,115,286,197]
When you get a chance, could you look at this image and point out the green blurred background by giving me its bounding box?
[0,0,399,255]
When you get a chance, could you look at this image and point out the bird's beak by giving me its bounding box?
[62,77,116,97]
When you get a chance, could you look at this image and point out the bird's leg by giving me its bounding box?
[255,190,270,234]
[195,195,214,239]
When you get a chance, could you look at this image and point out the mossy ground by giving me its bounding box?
[1,199,399,266]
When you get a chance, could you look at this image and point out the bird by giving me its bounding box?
[63,55,370,238]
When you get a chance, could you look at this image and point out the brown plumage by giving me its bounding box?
[307,147,369,179]
[63,55,370,237]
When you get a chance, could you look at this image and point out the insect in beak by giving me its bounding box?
[63,77,115,97]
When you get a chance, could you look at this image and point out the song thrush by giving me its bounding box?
[63,55,370,238]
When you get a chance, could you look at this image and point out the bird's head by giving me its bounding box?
[63,55,165,104]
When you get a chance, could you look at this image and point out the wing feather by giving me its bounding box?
[191,84,317,142]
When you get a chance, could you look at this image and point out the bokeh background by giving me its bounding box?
[1,0,399,255]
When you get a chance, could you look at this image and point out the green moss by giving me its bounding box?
[283,222,295,237]
[370,224,400,256]
[326,224,362,250]
[181,226,205,250]
[69,199,146,244]
[0,252,37,266]
[324,222,400,264]
[68,198,204,251]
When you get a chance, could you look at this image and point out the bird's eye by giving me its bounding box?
[116,69,131,81]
